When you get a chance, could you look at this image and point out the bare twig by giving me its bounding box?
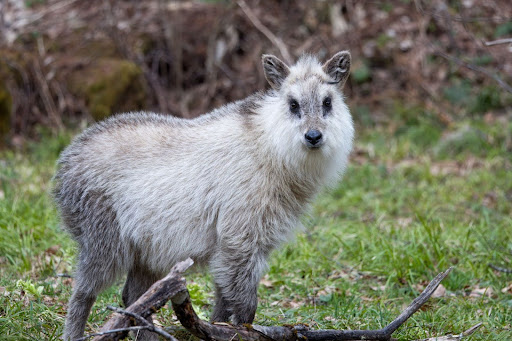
[91,258,194,341]
[294,267,454,341]
[106,305,151,326]
[489,263,512,273]
[105,305,175,340]
[411,322,483,340]
[56,273,72,278]
[433,49,512,94]
[381,267,453,336]
[76,326,162,341]
[462,322,483,337]
[237,0,293,65]
[32,58,64,131]
[485,38,512,46]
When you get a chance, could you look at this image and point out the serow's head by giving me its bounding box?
[262,51,353,154]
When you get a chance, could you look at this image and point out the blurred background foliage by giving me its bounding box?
[0,0,510,147]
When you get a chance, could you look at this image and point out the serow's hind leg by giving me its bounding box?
[122,265,160,341]
[63,289,97,341]
[63,258,117,341]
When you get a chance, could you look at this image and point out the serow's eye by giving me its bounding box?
[289,99,300,116]
[323,97,332,108]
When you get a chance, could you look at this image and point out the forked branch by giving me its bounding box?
[89,258,193,341]
[83,259,455,341]
[170,267,453,341]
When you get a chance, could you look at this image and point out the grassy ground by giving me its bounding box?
[0,111,511,340]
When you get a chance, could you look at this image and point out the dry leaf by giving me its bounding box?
[501,283,512,294]
[152,318,163,327]
[282,300,300,309]
[317,289,328,296]
[360,296,374,301]
[397,217,413,228]
[469,286,493,298]
[260,275,274,288]
[432,284,446,298]
[370,285,386,291]
[45,245,60,255]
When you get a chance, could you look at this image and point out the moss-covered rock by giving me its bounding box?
[68,58,146,121]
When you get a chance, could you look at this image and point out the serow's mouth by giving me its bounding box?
[304,141,324,149]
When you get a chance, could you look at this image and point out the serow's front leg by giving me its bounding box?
[211,286,233,323]
[210,247,267,325]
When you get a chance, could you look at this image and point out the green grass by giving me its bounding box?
[0,115,511,340]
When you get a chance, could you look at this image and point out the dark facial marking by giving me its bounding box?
[322,96,332,117]
[289,99,301,118]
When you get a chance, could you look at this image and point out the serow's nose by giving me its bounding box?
[305,129,323,147]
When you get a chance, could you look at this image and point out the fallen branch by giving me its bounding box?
[171,267,453,341]
[89,258,194,341]
[91,261,454,341]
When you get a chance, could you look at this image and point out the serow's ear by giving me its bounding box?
[262,54,290,90]
[322,51,351,88]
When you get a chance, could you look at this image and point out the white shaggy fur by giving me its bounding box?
[54,51,354,340]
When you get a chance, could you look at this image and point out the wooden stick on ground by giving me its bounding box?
[87,260,454,341]
[89,258,194,341]
[170,267,453,341]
